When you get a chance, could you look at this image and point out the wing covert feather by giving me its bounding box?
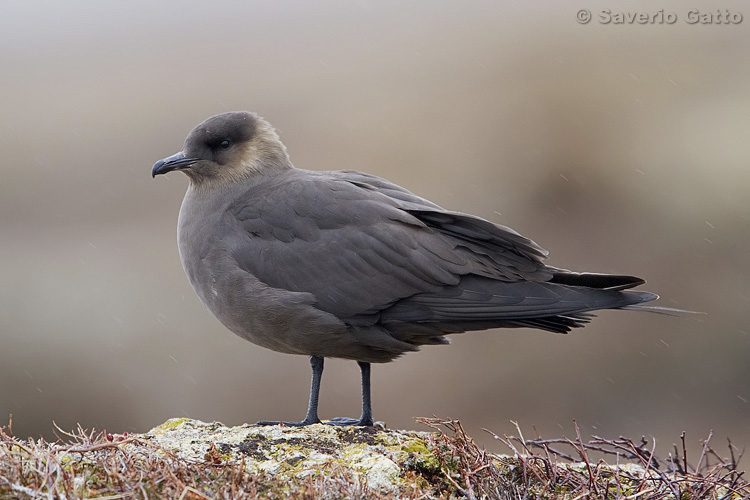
[226,170,551,319]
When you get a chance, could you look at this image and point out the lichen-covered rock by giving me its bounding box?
[4,418,744,499]
[146,418,443,494]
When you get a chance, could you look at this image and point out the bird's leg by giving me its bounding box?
[358,361,374,426]
[256,355,323,426]
[326,361,374,426]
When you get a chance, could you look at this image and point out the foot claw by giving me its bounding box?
[256,417,373,427]
[324,417,374,426]
[255,418,321,427]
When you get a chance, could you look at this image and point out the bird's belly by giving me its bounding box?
[182,247,356,357]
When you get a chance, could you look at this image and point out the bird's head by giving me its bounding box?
[152,111,292,187]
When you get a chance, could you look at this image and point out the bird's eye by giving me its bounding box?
[219,139,232,150]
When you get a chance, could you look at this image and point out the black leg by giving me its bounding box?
[358,361,374,426]
[327,361,374,426]
[256,357,374,427]
[302,355,324,424]
[256,355,323,426]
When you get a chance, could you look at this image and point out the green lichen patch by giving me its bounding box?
[154,416,188,431]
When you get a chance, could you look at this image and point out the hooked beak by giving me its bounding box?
[152,152,200,178]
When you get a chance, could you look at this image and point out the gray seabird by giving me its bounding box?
[152,111,658,426]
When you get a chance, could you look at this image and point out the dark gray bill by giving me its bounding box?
[152,152,199,178]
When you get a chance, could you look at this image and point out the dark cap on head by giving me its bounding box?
[152,111,291,185]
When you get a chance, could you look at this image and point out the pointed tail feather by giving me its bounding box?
[620,303,704,317]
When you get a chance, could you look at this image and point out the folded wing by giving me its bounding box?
[227,170,556,321]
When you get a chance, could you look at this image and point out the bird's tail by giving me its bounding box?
[549,270,646,291]
[381,276,661,335]
[618,290,659,305]
[549,272,702,316]
[620,303,704,317]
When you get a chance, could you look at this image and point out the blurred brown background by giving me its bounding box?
[1,1,748,457]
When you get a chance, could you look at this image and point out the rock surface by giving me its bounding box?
[146,418,444,494]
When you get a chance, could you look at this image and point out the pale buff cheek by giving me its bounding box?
[189,126,293,192]
[238,135,291,175]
